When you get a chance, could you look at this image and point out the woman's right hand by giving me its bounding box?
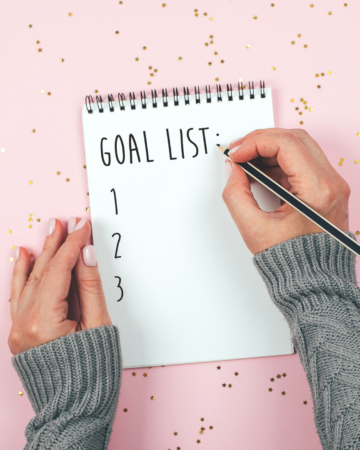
[222,128,351,255]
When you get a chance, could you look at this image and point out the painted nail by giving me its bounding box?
[15,246,20,261]
[74,218,87,231]
[229,145,241,155]
[68,217,77,234]
[47,218,56,236]
[225,160,232,179]
[83,245,97,266]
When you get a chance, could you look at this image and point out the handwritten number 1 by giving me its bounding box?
[111,188,118,215]
[114,276,124,302]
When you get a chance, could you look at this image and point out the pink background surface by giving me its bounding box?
[1,0,360,448]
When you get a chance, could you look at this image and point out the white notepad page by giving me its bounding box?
[82,87,293,368]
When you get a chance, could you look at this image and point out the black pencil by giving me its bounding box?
[217,144,360,258]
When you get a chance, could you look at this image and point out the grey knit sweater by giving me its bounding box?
[13,231,360,449]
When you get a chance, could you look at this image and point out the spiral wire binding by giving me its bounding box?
[162,89,168,107]
[108,94,115,112]
[151,90,157,108]
[118,93,125,110]
[140,91,147,109]
[85,81,266,113]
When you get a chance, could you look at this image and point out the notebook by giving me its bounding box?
[81,82,294,369]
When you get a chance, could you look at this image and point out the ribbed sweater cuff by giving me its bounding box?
[252,231,359,323]
[12,325,122,435]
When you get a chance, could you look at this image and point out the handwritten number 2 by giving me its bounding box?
[114,276,124,302]
[112,232,122,259]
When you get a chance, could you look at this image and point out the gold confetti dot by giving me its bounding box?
[238,77,243,82]
[195,13,198,16]
[29,24,32,28]
[304,106,308,110]
[315,74,319,77]
[340,158,345,162]
[209,426,213,429]
[214,51,218,55]
[204,12,207,16]
[295,107,299,110]
[253,16,258,19]
[83,165,86,169]
[309,107,313,111]
[60,58,64,62]
[317,85,321,88]
[210,40,213,44]
[69,12,73,16]
[272,67,276,71]
[86,207,90,212]
[290,99,294,102]
[300,121,304,124]
[119,1,123,3]
[36,40,40,44]
[194,9,198,12]
[7,230,11,234]
[1,148,5,153]
[147,81,152,85]
[228,384,232,388]
[299,112,303,115]
[246,44,250,48]
[271,3,275,6]
[281,391,286,395]
[234,372,239,376]
[197,440,201,444]
[11,245,15,249]
[304,44,308,48]
[215,77,219,81]
[297,34,301,38]
[208,62,212,66]
[321,72,325,76]
[205,42,209,46]
[162,3,166,6]
[210,35,213,38]
[135,57,139,61]
[29,225,32,229]
[47,92,51,96]
[328,11,332,15]
[38,48,43,52]
[148,66,153,70]
[29,181,33,185]
[57,171,61,175]
[36,218,40,222]
[143,46,147,50]
[10,257,14,262]
[115,31,119,34]
[66,178,70,182]
[344,3,348,6]
[210,17,214,21]
[150,396,155,400]
[19,391,23,395]
[338,162,343,166]
[178,56,182,60]
[32,129,36,133]
[268,387,273,392]
[328,70,332,74]
[355,160,359,164]
[303,400,308,405]
[123,408,128,412]
[310,4,314,7]
[174,432,178,436]
[154,69,158,73]
[87,192,89,196]
[29,218,33,222]
[291,41,295,44]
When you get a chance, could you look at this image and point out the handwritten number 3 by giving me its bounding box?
[114,276,124,302]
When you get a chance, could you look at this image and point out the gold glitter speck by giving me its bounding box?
[304,44,308,48]
[253,16,258,19]
[10,257,14,262]
[29,181,33,185]
[215,77,219,81]
[123,408,128,412]
[344,3,348,6]
[300,121,304,124]
[32,129,36,133]
[150,396,155,400]
[135,57,139,61]
[310,4,314,7]
[309,107,313,111]
[148,81,152,85]
[303,400,308,405]
[162,3,166,6]
[210,17,214,21]
[174,432,178,436]
[69,12,73,16]
[36,218,40,222]
[272,67,276,71]
[317,85,321,88]
[29,24,32,28]
[271,3,275,6]
[204,12,207,16]
[221,60,224,63]
[328,11,332,15]
[57,171,61,175]
[7,230,11,234]
[143,46,147,50]
[19,391,23,395]
[290,99,294,102]
[268,388,273,392]
[115,31,119,34]
[297,34,301,38]
[178,56,182,60]
[281,391,286,395]
[340,158,345,162]
[66,178,70,182]
[36,40,40,44]
[86,207,90,212]
[38,48,43,52]
[1,148,5,153]
[246,44,250,48]
[214,51,218,55]
[355,160,359,164]
[328,70,332,74]
[29,225,32,229]
[60,58,64,62]
[291,41,295,44]
[205,43,209,46]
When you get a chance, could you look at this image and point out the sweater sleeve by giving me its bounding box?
[253,231,360,450]
[12,325,122,450]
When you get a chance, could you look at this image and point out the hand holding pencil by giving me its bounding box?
[220,128,352,256]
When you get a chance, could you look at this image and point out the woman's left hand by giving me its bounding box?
[8,217,112,355]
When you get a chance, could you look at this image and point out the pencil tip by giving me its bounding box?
[216,144,220,147]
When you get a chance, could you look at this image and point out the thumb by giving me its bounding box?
[74,242,112,330]
[222,160,265,234]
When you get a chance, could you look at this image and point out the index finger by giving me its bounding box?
[228,132,316,182]
[38,219,91,303]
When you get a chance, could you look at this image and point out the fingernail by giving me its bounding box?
[229,145,241,155]
[74,218,87,231]
[230,138,241,147]
[15,246,20,261]
[68,217,77,234]
[225,160,232,179]
[83,245,97,267]
[47,218,56,236]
